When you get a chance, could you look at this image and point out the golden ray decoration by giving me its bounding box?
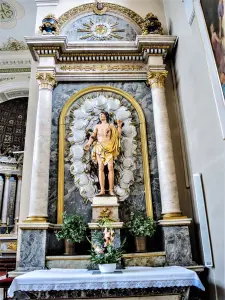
[77,19,125,40]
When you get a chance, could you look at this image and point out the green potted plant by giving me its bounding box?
[88,228,124,273]
[55,212,86,255]
[127,211,156,252]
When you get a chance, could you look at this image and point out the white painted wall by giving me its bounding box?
[163,1,225,299]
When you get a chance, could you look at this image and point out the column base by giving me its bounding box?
[159,218,196,266]
[162,212,187,219]
[23,216,48,223]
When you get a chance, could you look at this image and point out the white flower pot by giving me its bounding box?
[98,263,116,273]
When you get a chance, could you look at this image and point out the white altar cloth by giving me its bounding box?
[8,266,204,297]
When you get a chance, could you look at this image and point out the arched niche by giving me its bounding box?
[57,86,153,224]
[58,2,143,42]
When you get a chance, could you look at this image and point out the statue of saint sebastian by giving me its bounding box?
[84,112,123,196]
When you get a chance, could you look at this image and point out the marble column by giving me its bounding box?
[15,175,22,222]
[147,71,182,219]
[25,72,56,223]
[1,174,11,224]
[148,70,194,266]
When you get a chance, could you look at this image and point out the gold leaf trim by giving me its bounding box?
[58,3,144,31]
[59,64,144,72]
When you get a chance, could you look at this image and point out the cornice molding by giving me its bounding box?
[25,35,177,63]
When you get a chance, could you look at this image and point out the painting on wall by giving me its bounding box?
[201,0,225,96]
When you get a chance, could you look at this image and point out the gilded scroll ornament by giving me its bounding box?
[142,13,163,35]
[99,208,112,219]
[0,37,28,51]
[36,72,57,89]
[147,71,168,88]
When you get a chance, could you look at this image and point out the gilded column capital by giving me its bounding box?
[36,72,57,90]
[147,71,168,88]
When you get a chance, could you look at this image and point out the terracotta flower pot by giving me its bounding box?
[64,240,75,255]
[135,236,147,252]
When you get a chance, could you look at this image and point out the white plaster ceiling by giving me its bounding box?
[0,0,37,47]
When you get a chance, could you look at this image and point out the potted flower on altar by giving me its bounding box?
[55,213,86,255]
[127,211,156,253]
[88,228,124,273]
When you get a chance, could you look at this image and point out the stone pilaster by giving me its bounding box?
[8,176,17,226]
[1,175,11,225]
[15,175,22,222]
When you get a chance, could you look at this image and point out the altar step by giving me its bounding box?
[46,252,166,269]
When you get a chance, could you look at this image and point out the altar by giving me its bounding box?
[8,266,204,299]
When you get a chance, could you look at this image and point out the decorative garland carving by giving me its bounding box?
[147,71,168,88]
[60,64,144,72]
[58,3,144,31]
